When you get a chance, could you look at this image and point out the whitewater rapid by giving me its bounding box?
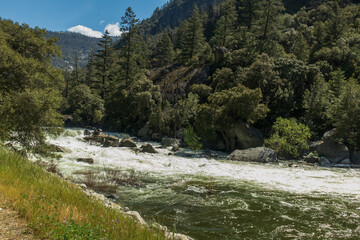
[45,129,360,197]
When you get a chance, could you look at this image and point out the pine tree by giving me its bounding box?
[154,32,175,67]
[211,0,238,48]
[85,47,96,87]
[120,7,140,88]
[95,30,114,99]
[180,5,206,63]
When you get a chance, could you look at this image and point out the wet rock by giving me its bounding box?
[171,144,179,152]
[319,157,331,167]
[152,133,162,141]
[119,137,137,148]
[50,144,67,153]
[228,147,277,163]
[227,122,264,150]
[140,144,158,154]
[303,153,319,164]
[168,153,173,156]
[84,129,91,136]
[79,183,87,189]
[84,134,107,144]
[162,137,181,147]
[103,135,120,147]
[123,207,130,212]
[93,129,103,136]
[77,158,94,164]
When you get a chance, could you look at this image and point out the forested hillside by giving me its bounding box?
[46,31,101,69]
[61,0,360,161]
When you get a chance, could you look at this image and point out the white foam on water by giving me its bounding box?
[46,129,360,196]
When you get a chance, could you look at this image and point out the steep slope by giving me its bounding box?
[46,31,101,69]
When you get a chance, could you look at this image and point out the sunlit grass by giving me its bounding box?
[0,148,166,239]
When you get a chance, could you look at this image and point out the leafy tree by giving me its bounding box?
[190,84,213,103]
[211,68,239,92]
[196,84,268,151]
[265,117,311,159]
[67,84,104,125]
[0,19,64,149]
[330,79,360,151]
[185,125,203,152]
[303,74,332,137]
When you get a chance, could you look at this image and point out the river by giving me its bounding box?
[44,128,360,240]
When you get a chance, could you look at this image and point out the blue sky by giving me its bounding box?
[0,0,168,37]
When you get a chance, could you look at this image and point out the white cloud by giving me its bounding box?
[100,20,105,25]
[67,25,103,38]
[104,23,122,37]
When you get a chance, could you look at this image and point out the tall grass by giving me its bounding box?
[0,149,166,240]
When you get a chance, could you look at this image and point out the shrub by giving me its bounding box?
[184,125,203,152]
[265,118,311,159]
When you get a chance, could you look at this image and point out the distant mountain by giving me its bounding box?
[46,31,102,69]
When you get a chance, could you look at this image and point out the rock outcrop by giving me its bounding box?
[228,147,277,163]
[76,158,94,164]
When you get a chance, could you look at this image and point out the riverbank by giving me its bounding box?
[0,148,167,240]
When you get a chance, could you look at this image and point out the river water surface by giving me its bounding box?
[44,129,360,240]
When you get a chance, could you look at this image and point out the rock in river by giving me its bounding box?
[228,147,277,163]
[119,137,137,148]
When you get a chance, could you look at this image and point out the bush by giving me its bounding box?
[265,118,311,159]
[184,125,203,152]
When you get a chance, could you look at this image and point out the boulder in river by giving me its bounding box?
[171,144,180,152]
[151,133,162,141]
[162,137,181,147]
[84,129,91,136]
[119,137,137,148]
[228,147,277,163]
[77,158,94,164]
[319,157,331,167]
[309,129,350,164]
[103,135,120,147]
[140,144,158,154]
[303,153,319,164]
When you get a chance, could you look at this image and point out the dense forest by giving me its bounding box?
[2,0,360,161]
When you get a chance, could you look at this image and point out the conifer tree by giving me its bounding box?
[95,30,114,99]
[180,5,206,63]
[119,7,140,88]
[85,47,96,87]
[211,0,238,48]
[154,32,175,67]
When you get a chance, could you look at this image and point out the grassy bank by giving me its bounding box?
[0,148,165,240]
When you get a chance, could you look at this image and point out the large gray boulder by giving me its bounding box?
[310,129,349,164]
[227,122,264,150]
[228,147,277,163]
[137,123,150,137]
[351,152,360,165]
[119,137,137,148]
[161,137,181,147]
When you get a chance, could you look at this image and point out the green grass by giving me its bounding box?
[0,148,166,240]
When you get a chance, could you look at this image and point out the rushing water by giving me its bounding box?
[44,129,360,240]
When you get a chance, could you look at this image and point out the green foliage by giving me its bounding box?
[265,117,311,159]
[184,125,203,152]
[67,84,104,125]
[154,32,175,67]
[330,79,360,150]
[0,19,64,149]
[303,75,332,136]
